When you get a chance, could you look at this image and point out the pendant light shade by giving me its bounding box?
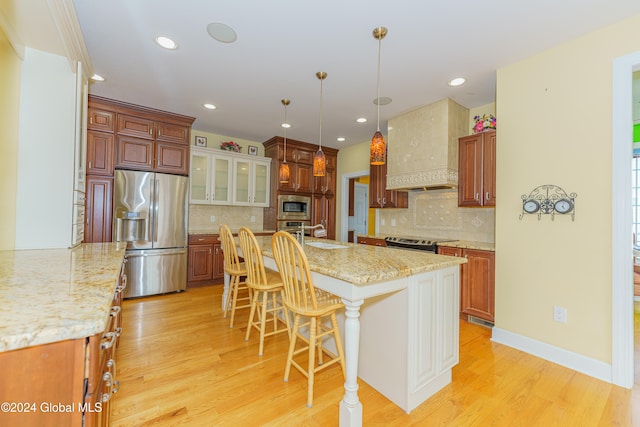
[278,99,291,184]
[370,26,387,165]
[313,71,327,177]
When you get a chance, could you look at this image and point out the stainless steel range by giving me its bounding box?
[384,236,454,253]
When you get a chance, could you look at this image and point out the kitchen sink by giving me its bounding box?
[305,241,348,250]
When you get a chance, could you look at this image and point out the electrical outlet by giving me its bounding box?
[250,215,256,223]
[210,215,216,223]
[553,306,567,323]
[391,219,396,227]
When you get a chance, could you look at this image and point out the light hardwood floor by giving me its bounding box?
[111,285,637,426]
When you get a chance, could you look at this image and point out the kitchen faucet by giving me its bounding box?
[296,223,326,245]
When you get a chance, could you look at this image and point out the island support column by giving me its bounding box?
[339,298,364,427]
[222,272,230,311]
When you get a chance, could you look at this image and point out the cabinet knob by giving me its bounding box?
[485,191,490,201]
[209,248,212,254]
[475,193,480,201]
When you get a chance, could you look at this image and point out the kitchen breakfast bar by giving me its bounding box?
[228,237,467,427]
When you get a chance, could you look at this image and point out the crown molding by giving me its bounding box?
[46,0,93,80]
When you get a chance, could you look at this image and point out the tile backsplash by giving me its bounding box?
[378,189,495,243]
[188,204,265,233]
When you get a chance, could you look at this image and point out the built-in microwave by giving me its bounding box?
[277,194,311,221]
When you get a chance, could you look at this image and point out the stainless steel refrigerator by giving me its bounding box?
[113,170,188,298]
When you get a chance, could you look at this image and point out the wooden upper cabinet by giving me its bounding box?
[115,136,154,171]
[87,131,114,176]
[88,108,115,133]
[458,130,496,207]
[370,162,408,209]
[156,142,189,174]
[156,121,190,145]
[117,114,155,140]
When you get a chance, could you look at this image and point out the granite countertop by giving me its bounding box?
[354,234,494,252]
[437,240,495,251]
[189,228,275,235]
[248,236,467,286]
[0,243,127,352]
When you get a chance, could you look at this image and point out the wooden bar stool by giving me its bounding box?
[271,231,346,408]
[238,227,290,356]
[219,224,251,328]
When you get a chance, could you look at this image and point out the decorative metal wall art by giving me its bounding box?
[520,185,577,221]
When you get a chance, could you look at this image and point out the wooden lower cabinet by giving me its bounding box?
[0,265,125,427]
[187,235,224,286]
[85,176,113,243]
[437,246,495,323]
[357,236,387,247]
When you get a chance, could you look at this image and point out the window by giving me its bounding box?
[633,155,640,244]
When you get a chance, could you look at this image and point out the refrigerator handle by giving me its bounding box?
[153,177,159,244]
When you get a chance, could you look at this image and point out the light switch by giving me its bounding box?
[210,215,216,223]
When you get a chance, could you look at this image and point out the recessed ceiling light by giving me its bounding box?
[91,74,105,82]
[373,97,392,105]
[448,77,466,87]
[206,22,238,43]
[203,103,217,110]
[337,137,346,142]
[281,123,291,128]
[155,36,178,50]
[356,117,367,123]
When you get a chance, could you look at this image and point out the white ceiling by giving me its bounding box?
[7,1,640,147]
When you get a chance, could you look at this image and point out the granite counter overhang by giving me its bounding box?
[0,243,126,352]
[251,236,467,286]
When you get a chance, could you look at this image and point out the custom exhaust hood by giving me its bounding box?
[386,98,469,190]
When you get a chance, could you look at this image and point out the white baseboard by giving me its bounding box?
[491,328,612,383]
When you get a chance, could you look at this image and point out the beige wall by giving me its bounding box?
[495,15,640,363]
[0,29,20,250]
[335,139,371,239]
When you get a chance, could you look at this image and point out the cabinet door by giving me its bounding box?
[314,168,336,195]
[312,194,335,239]
[213,242,225,280]
[85,176,113,243]
[294,163,314,193]
[211,155,233,204]
[369,164,383,208]
[252,160,270,206]
[156,122,189,145]
[188,244,214,282]
[233,158,251,205]
[115,136,154,171]
[458,134,483,207]
[88,108,115,132]
[292,147,314,165]
[156,142,188,174]
[117,114,154,139]
[87,131,114,176]
[461,249,495,322]
[482,131,496,206]
[437,246,462,257]
[190,151,211,203]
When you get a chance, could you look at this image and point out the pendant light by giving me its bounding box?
[278,99,291,184]
[313,71,327,177]
[370,26,387,165]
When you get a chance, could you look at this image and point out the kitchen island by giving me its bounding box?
[231,236,467,427]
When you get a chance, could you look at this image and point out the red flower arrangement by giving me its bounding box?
[473,114,497,134]
[220,141,242,152]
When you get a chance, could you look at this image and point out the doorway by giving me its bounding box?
[340,170,370,243]
[611,51,640,389]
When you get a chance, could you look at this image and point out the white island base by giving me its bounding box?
[357,265,460,413]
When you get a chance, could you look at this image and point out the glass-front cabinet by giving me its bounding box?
[189,149,232,205]
[232,157,270,207]
[190,147,269,207]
